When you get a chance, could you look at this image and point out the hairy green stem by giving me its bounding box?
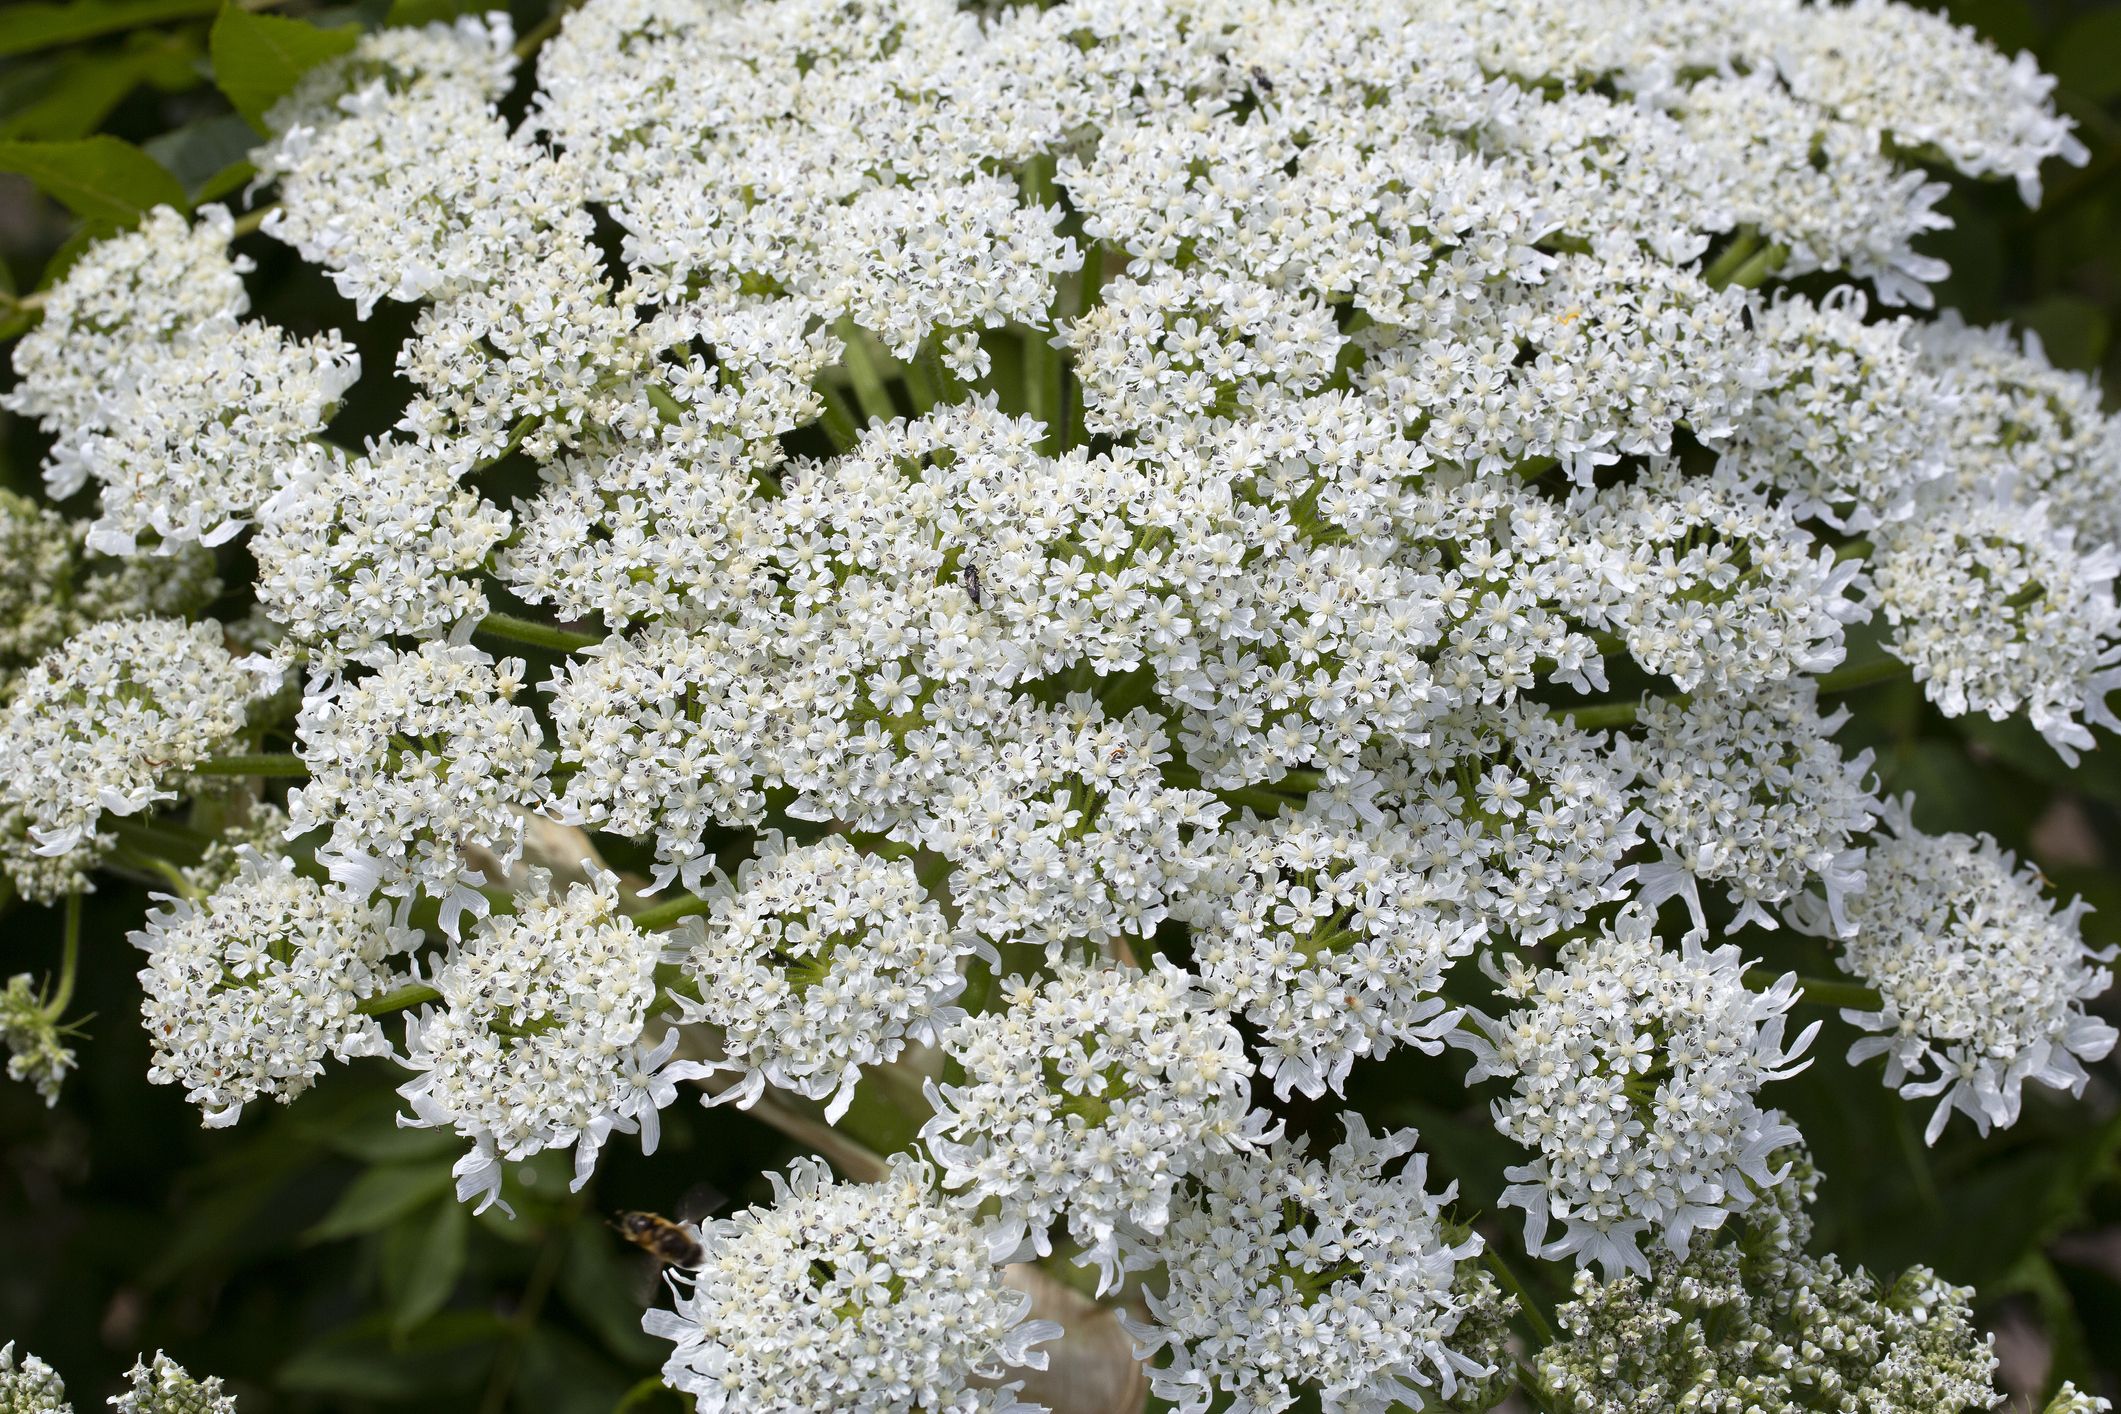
[837,321,901,427]
[1702,226,1762,288]
[629,892,713,931]
[1550,699,1643,731]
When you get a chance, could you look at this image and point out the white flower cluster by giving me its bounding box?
[1179,812,1477,1100]
[134,851,413,1126]
[647,1156,1060,1414]
[1458,907,1817,1275]
[1536,1154,2010,1414]
[674,832,985,1122]
[107,1353,239,1414]
[4,205,357,556]
[288,640,549,922]
[0,618,273,901]
[1123,1115,1493,1414]
[1795,800,2121,1144]
[922,958,1277,1292]
[0,1343,68,1414]
[3,0,2119,1406]
[399,869,702,1212]
[254,441,511,666]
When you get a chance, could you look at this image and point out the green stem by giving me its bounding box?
[629,892,713,931]
[474,612,600,653]
[355,982,442,1016]
[1726,241,1790,290]
[47,893,83,1017]
[815,383,861,450]
[1702,226,1761,288]
[1814,654,1909,696]
[511,0,584,60]
[837,321,901,427]
[1790,975,1882,1010]
[1549,699,1641,731]
[901,342,942,414]
[190,752,308,779]
[1482,1242,1556,1347]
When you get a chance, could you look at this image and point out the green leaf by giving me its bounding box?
[385,0,483,25]
[0,0,219,58]
[382,1197,469,1338]
[306,1162,455,1243]
[0,135,186,226]
[143,112,258,199]
[2046,8,2121,103]
[0,50,164,142]
[208,3,359,132]
[277,1311,507,1398]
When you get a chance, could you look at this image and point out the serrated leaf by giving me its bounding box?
[306,1162,455,1243]
[209,3,358,132]
[0,0,219,58]
[0,135,186,226]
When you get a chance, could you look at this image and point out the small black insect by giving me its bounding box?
[1249,65,1274,93]
[963,563,984,608]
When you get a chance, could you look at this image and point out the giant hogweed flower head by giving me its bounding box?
[1536,1152,2007,1413]
[922,957,1279,1293]
[671,831,988,1123]
[108,1354,239,1414]
[398,868,706,1213]
[1793,799,2120,1144]
[646,1155,1062,1414]
[1123,1114,1498,1414]
[0,1343,69,1414]
[134,852,415,1127]
[0,618,276,902]
[1456,906,1817,1276]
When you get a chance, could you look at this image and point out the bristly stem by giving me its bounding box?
[837,320,901,427]
[1702,225,1761,288]
[474,612,601,653]
[1786,975,1882,1011]
[191,752,308,778]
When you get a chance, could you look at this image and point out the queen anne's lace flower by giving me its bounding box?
[398,869,703,1212]
[923,957,1278,1292]
[288,640,551,923]
[673,833,987,1122]
[134,852,414,1127]
[646,1155,1061,1414]
[1457,907,1817,1276]
[1124,1114,1496,1413]
[0,618,274,901]
[1794,800,2120,1144]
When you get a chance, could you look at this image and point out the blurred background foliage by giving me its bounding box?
[0,0,2118,1409]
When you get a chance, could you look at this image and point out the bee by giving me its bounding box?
[615,1183,725,1271]
[962,563,984,608]
[613,1209,706,1270]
